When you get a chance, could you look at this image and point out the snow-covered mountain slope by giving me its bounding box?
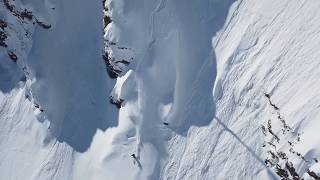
[0,0,118,179]
[161,0,320,179]
[1,0,320,179]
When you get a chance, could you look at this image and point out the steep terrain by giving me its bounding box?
[1,0,320,180]
[0,0,117,179]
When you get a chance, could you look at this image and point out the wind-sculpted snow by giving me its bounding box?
[97,0,235,179]
[161,0,320,179]
[1,0,320,179]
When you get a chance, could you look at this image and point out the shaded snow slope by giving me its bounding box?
[25,0,118,152]
[0,0,117,179]
[96,0,235,179]
[1,0,320,180]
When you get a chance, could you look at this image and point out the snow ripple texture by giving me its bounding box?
[1,0,320,180]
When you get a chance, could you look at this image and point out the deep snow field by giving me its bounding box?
[1,0,320,179]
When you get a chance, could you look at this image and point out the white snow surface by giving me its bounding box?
[1,0,320,179]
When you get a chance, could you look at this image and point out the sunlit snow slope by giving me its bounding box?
[1,0,320,180]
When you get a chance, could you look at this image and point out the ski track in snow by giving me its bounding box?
[1,0,320,180]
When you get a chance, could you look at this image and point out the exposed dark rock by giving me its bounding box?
[277,112,291,132]
[0,19,7,30]
[107,40,116,46]
[264,93,280,110]
[264,93,270,99]
[104,15,112,28]
[285,162,301,180]
[20,9,33,20]
[265,159,272,166]
[8,50,18,62]
[4,0,33,20]
[307,170,320,180]
[107,67,121,79]
[103,54,122,79]
[34,103,40,109]
[118,46,129,50]
[262,93,319,180]
[261,125,267,135]
[0,30,7,47]
[109,96,124,109]
[35,19,51,29]
[275,164,289,180]
[267,120,280,143]
[4,0,14,12]
[0,19,8,47]
[3,0,52,30]
[297,134,301,142]
[277,152,288,160]
[267,141,276,149]
[268,150,279,163]
[103,0,111,28]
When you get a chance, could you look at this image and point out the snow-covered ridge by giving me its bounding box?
[1,0,320,179]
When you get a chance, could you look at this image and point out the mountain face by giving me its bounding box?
[1,0,320,179]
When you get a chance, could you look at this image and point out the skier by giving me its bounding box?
[131,154,142,169]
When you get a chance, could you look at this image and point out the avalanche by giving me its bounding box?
[1,0,320,180]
